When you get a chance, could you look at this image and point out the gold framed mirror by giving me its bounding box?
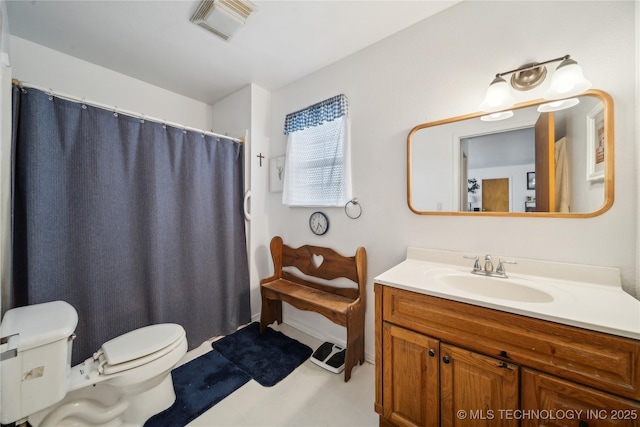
[407,89,614,217]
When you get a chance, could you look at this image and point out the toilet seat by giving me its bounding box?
[97,324,186,375]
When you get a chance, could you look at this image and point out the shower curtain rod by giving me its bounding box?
[11,79,244,143]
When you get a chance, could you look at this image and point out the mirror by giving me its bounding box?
[407,90,613,217]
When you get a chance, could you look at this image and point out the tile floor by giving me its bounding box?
[179,323,378,427]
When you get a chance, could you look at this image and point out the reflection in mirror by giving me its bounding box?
[408,90,613,217]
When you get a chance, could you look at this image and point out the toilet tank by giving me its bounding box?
[0,301,78,424]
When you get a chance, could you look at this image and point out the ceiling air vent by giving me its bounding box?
[190,0,257,41]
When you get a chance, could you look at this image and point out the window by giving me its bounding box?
[282,94,352,207]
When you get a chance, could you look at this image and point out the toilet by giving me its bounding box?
[0,300,188,426]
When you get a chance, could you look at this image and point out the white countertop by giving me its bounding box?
[375,247,640,341]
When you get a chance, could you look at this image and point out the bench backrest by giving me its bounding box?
[268,236,367,302]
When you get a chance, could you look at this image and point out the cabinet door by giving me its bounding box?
[383,322,440,427]
[440,343,519,427]
[522,369,640,427]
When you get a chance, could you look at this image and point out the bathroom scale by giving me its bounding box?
[310,341,345,374]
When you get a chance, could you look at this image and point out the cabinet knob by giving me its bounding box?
[428,349,435,357]
[442,356,450,364]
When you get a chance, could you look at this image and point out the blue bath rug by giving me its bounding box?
[144,349,251,427]
[212,322,313,387]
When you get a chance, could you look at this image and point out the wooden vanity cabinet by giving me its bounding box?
[382,322,519,427]
[375,284,640,427]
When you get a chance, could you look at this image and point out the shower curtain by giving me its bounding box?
[11,85,250,364]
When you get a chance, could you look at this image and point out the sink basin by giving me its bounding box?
[435,273,554,303]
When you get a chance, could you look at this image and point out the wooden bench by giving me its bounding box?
[260,236,367,382]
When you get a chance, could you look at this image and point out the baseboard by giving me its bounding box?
[252,312,375,364]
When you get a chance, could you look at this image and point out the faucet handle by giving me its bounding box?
[496,259,518,275]
[463,255,481,271]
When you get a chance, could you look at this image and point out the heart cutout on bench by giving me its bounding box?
[312,254,324,269]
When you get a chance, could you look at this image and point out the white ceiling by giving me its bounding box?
[6,0,460,105]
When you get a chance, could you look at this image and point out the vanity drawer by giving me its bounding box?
[522,369,640,427]
[381,286,640,400]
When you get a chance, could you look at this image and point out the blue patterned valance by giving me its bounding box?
[283,94,348,135]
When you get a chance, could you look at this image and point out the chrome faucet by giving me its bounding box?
[464,254,517,278]
[483,255,494,273]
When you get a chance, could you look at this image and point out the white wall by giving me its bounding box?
[0,64,10,315]
[248,85,272,317]
[636,0,640,296]
[0,0,10,316]
[9,36,213,131]
[212,84,272,318]
[264,1,638,362]
[211,85,252,141]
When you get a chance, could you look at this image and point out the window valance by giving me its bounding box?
[283,94,348,135]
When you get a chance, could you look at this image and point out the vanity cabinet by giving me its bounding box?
[382,322,518,427]
[375,284,640,427]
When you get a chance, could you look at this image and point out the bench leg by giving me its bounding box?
[344,307,365,382]
[260,296,283,333]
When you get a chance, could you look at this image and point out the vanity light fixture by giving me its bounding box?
[537,98,580,113]
[543,57,592,100]
[478,76,516,113]
[480,111,514,122]
[479,55,591,113]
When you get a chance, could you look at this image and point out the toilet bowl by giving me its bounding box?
[0,301,188,427]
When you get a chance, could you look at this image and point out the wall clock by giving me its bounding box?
[309,211,329,235]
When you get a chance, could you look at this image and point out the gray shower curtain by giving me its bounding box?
[12,85,250,364]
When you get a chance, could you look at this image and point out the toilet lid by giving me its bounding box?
[100,323,185,373]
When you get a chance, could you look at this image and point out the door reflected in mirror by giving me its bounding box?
[407,90,613,217]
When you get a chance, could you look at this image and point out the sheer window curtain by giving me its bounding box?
[282,94,352,207]
[11,85,251,364]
